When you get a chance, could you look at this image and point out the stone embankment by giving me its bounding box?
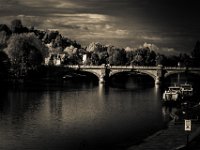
[127,119,200,150]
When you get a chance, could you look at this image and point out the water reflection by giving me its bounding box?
[48,91,63,121]
[0,78,166,150]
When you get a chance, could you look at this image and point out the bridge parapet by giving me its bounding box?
[65,65,105,69]
[133,66,158,70]
[65,65,163,84]
[164,67,187,70]
[164,67,200,77]
[64,65,200,85]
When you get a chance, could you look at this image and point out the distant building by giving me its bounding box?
[45,53,66,66]
[82,54,87,64]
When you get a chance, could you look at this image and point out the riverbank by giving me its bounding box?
[127,113,200,150]
[126,119,200,150]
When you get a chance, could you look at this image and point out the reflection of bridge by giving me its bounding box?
[65,65,200,85]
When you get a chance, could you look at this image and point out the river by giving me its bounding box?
[0,73,199,150]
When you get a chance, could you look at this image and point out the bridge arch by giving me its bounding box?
[79,70,100,79]
[109,70,156,82]
[164,70,200,78]
[135,70,157,81]
[109,70,130,77]
[164,71,186,78]
[78,69,105,82]
[81,70,101,79]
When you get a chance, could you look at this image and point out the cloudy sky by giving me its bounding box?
[0,0,200,54]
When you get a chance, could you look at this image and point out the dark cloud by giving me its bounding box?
[61,25,81,29]
[0,0,200,53]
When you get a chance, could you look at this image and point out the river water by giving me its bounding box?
[0,74,199,150]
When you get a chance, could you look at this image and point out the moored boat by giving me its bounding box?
[163,83,193,102]
[180,83,193,97]
[163,86,181,101]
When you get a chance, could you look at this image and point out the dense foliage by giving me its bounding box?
[191,40,200,67]
[4,33,48,77]
[0,19,199,79]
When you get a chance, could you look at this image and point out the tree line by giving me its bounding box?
[0,19,200,79]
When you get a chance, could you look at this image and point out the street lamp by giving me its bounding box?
[182,102,191,148]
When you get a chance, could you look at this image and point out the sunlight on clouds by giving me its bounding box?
[115,29,129,36]
[0,0,197,53]
[139,35,162,41]
[1,13,128,47]
[105,24,112,29]
[142,42,159,51]
[138,42,179,55]
[18,0,83,8]
[161,47,176,52]
[49,13,129,39]
[51,13,109,23]
[55,0,84,8]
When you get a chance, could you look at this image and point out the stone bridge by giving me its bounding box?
[64,65,200,85]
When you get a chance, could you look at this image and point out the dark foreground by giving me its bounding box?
[127,120,200,150]
[127,101,200,150]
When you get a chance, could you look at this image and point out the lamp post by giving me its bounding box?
[182,102,191,148]
[185,119,191,147]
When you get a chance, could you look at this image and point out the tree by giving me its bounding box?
[42,30,59,44]
[10,19,29,33]
[191,40,200,66]
[126,50,135,65]
[86,42,108,65]
[155,54,167,66]
[108,47,126,65]
[0,24,11,35]
[0,51,10,79]
[179,53,191,67]
[166,55,179,66]
[91,53,99,65]
[0,31,9,50]
[145,50,156,66]
[0,24,11,49]
[132,53,144,66]
[131,48,152,66]
[63,45,80,64]
[4,33,48,77]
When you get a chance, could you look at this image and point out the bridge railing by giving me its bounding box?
[164,67,200,70]
[64,65,105,69]
[66,65,159,70]
[132,66,158,69]
[164,67,187,70]
[64,65,200,71]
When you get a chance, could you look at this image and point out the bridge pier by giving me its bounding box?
[155,76,162,85]
[155,65,164,85]
[99,67,110,84]
[99,75,105,83]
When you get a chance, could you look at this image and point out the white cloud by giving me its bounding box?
[51,13,110,24]
[138,35,162,41]
[115,29,129,36]
[161,47,175,52]
[17,0,83,8]
[105,24,112,29]
[125,46,134,51]
[138,42,179,55]
[142,42,159,51]
[0,13,129,41]
[44,13,129,39]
